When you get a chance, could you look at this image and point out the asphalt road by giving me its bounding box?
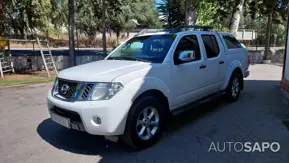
[1,64,289,163]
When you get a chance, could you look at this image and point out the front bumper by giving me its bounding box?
[47,89,133,136]
[244,70,250,78]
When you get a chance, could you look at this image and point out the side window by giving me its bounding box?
[223,35,242,49]
[174,35,201,64]
[201,35,220,58]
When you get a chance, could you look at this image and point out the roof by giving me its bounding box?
[135,25,214,37]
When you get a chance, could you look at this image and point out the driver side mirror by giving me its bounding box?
[177,50,196,64]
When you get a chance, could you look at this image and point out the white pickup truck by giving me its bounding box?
[47,27,250,149]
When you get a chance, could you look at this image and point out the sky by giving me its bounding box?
[156,0,163,4]
[155,0,163,7]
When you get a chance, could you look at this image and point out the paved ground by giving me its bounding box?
[1,64,289,163]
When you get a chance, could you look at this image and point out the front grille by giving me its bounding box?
[80,84,94,99]
[58,79,79,99]
[54,78,96,101]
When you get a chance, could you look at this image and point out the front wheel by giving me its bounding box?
[225,72,242,102]
[121,96,165,149]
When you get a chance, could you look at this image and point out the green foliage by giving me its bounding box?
[212,24,230,32]
[184,0,201,9]
[195,0,218,26]
[129,0,162,28]
[4,0,161,38]
[271,23,286,46]
[50,0,68,28]
[241,14,287,46]
[75,0,161,44]
[158,0,185,27]
[159,0,225,28]
[75,0,102,38]
[247,0,288,24]
[108,0,161,43]
[247,0,288,49]
[3,0,289,48]
[5,0,52,35]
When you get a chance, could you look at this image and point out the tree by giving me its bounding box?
[229,0,245,36]
[68,0,75,66]
[4,0,52,37]
[158,0,185,27]
[184,0,201,25]
[109,5,136,44]
[75,0,101,43]
[130,0,161,28]
[109,0,161,43]
[101,0,122,53]
[158,0,223,28]
[51,0,68,28]
[75,0,121,50]
[101,0,107,54]
[263,0,275,60]
[248,0,289,60]
[195,0,218,26]
[158,0,201,26]
[0,0,4,36]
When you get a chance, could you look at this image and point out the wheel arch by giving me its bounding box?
[222,61,244,90]
[133,89,171,118]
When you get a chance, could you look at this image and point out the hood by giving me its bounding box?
[57,60,151,82]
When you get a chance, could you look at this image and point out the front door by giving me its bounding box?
[170,35,207,108]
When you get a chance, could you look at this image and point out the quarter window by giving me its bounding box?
[201,35,220,58]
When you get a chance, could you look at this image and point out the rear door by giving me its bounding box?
[200,33,226,92]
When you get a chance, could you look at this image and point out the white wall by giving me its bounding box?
[12,55,105,71]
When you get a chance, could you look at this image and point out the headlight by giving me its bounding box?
[90,82,123,101]
[51,78,59,96]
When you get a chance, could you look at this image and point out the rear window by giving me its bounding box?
[201,35,220,58]
[223,35,242,49]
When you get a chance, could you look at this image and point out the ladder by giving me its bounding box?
[36,38,58,77]
[0,40,15,78]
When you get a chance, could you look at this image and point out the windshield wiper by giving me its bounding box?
[107,56,149,62]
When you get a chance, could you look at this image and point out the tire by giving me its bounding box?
[225,72,242,102]
[121,96,165,150]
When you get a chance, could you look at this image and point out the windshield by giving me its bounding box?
[107,34,176,63]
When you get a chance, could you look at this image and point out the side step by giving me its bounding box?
[171,91,226,116]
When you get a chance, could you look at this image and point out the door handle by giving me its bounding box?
[219,61,224,64]
[199,65,206,69]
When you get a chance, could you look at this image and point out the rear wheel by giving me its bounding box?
[121,96,165,149]
[225,72,242,102]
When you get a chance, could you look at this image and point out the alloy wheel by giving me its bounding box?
[136,107,160,140]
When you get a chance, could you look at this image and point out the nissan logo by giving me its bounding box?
[61,84,70,95]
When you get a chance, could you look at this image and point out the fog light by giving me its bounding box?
[92,116,102,125]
